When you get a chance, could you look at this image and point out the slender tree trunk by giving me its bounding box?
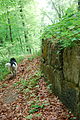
[78,0,80,11]
[8,18,13,43]
[5,32,8,41]
[18,37,24,52]
[5,12,9,42]
[19,1,28,42]
[7,10,13,43]
[0,39,3,44]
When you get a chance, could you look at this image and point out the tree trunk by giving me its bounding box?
[7,10,13,43]
[19,1,28,42]
[5,24,9,42]
[18,37,24,52]
[8,18,13,43]
[78,0,80,11]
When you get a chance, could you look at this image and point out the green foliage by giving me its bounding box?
[24,113,42,119]
[29,78,38,87]
[34,70,42,77]
[34,113,42,117]
[28,71,42,87]
[24,114,33,119]
[29,104,44,114]
[0,0,42,81]
[23,88,30,94]
[13,79,29,91]
[0,0,41,65]
[42,9,80,48]
[0,83,8,88]
[69,117,77,120]
[29,108,38,114]
[20,79,28,87]
[0,58,10,81]
[13,70,41,92]
[31,104,44,109]
[27,50,42,61]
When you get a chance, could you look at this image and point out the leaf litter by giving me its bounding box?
[0,56,77,120]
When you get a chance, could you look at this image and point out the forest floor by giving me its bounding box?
[0,56,76,120]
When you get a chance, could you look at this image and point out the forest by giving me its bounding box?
[0,0,80,120]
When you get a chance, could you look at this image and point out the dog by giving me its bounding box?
[5,58,17,76]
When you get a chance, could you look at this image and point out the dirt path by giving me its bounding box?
[0,57,75,120]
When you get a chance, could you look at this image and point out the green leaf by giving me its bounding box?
[68,26,75,30]
[31,104,44,109]
[29,109,38,114]
[35,113,42,117]
[71,37,77,41]
[25,115,33,119]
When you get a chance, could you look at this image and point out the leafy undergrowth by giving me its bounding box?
[0,56,77,120]
[42,10,80,48]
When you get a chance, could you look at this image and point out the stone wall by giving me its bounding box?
[41,39,80,118]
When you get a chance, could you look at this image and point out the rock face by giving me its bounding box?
[41,39,80,117]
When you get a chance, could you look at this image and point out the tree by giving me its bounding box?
[7,9,13,43]
[78,0,80,11]
[18,0,28,42]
